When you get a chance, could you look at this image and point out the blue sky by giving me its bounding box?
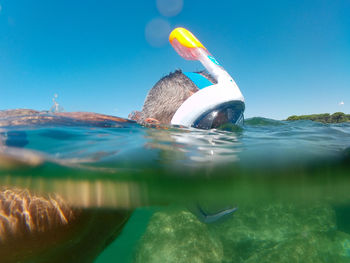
[0,0,349,119]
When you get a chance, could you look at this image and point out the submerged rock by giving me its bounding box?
[209,202,336,263]
[135,202,339,263]
[133,209,223,263]
[245,232,350,263]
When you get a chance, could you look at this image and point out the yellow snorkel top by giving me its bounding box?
[169,27,205,50]
[169,27,232,83]
[169,27,207,61]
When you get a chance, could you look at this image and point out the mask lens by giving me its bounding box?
[193,102,244,129]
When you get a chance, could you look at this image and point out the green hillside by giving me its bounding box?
[286,112,350,123]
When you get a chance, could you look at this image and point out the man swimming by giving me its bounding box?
[131,28,245,129]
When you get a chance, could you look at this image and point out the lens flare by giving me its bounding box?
[156,0,183,17]
[145,18,171,47]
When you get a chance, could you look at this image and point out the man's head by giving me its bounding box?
[130,70,216,125]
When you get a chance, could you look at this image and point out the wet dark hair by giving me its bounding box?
[129,70,216,124]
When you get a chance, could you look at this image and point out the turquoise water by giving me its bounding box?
[1,118,350,262]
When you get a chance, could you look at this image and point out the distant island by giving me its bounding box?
[286,112,350,123]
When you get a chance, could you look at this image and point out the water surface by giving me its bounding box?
[1,117,350,262]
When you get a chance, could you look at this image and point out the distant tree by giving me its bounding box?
[286,115,299,121]
[331,112,347,123]
[286,112,349,123]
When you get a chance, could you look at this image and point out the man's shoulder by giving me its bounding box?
[0,109,135,127]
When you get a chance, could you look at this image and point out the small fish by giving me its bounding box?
[192,205,238,223]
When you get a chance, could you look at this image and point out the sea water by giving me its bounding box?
[1,118,350,262]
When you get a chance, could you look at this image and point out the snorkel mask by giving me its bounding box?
[169,28,245,129]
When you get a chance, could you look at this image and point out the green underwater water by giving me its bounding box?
[1,118,350,262]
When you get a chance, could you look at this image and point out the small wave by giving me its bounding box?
[244,117,284,126]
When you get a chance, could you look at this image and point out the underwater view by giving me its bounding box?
[1,112,350,263]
